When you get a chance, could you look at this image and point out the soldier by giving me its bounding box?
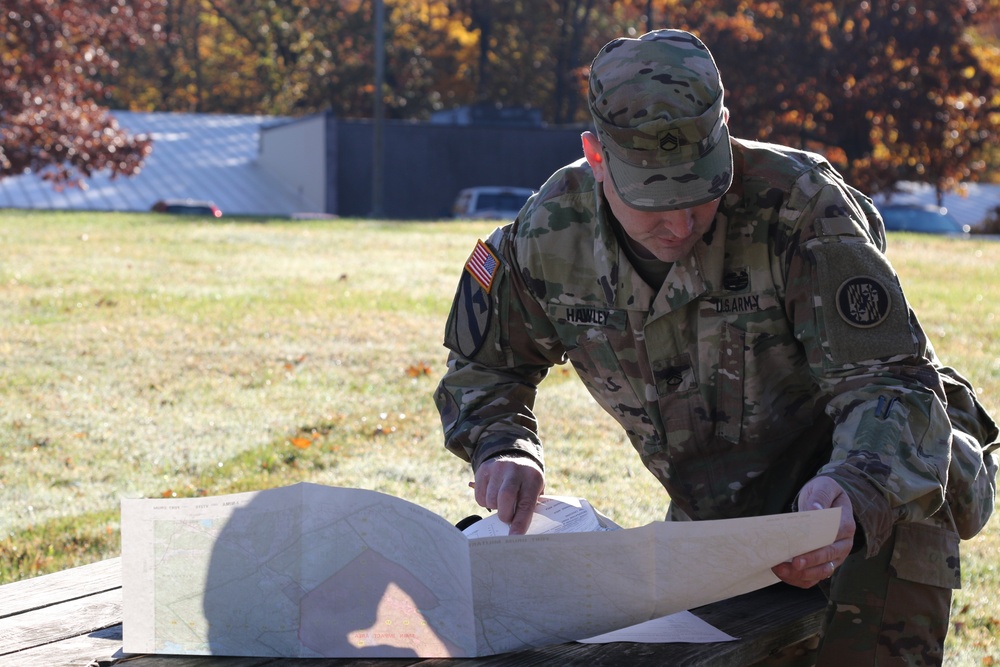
[434,29,998,666]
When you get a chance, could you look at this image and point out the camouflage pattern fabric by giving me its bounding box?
[753,515,959,666]
[587,29,733,211]
[817,518,957,666]
[435,137,999,665]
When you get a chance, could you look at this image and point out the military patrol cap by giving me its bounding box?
[588,29,733,211]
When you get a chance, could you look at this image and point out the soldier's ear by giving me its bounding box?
[581,131,607,182]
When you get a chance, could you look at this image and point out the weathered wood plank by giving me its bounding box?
[0,557,826,667]
[369,584,825,667]
[4,624,123,667]
[110,656,284,667]
[686,583,827,665]
[0,558,121,618]
[0,588,122,655]
[115,656,425,667]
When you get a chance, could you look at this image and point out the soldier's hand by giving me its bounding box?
[772,476,856,589]
[474,455,544,535]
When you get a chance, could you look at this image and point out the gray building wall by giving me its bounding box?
[257,113,327,211]
[331,116,588,219]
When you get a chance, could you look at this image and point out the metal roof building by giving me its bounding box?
[0,109,588,220]
[0,111,317,217]
[7,109,993,226]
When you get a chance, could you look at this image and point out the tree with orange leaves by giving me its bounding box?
[657,0,1000,199]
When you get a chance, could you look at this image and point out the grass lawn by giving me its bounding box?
[1,210,997,663]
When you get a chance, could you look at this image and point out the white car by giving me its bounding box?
[452,186,534,220]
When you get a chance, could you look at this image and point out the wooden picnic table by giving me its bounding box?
[1,557,827,667]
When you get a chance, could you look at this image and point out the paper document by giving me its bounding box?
[579,610,737,644]
[462,495,620,538]
[121,483,838,659]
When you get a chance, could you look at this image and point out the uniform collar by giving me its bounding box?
[594,183,725,316]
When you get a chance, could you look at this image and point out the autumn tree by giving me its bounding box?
[104,0,644,123]
[657,0,1000,198]
[105,0,307,114]
[0,0,166,185]
[442,1,655,123]
[105,0,480,119]
[82,0,1000,198]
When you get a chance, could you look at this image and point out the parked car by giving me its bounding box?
[151,199,222,218]
[876,203,969,236]
[452,186,534,220]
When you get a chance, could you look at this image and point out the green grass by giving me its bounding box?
[1,210,998,664]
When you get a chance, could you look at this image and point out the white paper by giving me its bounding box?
[579,610,737,644]
[462,495,619,538]
[120,483,839,659]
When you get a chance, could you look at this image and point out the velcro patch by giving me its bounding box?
[814,242,915,365]
[564,306,614,326]
[549,304,627,330]
[712,294,763,315]
[464,240,499,293]
[722,267,750,292]
[450,270,492,358]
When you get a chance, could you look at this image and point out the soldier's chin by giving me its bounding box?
[649,238,698,261]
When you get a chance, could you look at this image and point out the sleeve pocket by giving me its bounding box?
[890,521,960,590]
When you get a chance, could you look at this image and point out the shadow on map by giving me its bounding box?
[202,489,466,658]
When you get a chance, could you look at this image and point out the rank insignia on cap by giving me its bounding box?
[464,240,499,293]
[659,132,680,152]
[836,276,891,328]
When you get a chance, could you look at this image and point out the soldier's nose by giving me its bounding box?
[662,210,695,238]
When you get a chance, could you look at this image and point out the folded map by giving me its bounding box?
[121,482,838,658]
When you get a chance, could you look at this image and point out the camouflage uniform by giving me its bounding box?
[435,30,997,665]
[435,29,998,667]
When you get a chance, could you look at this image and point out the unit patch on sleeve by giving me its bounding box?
[836,276,891,328]
[813,241,915,365]
[451,269,492,358]
[465,240,499,293]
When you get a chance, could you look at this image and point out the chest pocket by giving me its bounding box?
[651,354,714,452]
[713,316,817,446]
[546,304,656,446]
[655,289,815,449]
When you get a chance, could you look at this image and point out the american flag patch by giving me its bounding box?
[465,240,499,293]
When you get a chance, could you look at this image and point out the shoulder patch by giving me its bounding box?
[464,240,499,293]
[449,270,493,358]
[812,241,916,365]
[836,276,891,328]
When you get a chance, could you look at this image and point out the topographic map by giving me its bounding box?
[121,483,838,658]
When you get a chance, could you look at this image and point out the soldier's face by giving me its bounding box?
[602,177,721,262]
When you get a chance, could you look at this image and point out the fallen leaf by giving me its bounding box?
[406,362,431,377]
[290,437,312,449]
